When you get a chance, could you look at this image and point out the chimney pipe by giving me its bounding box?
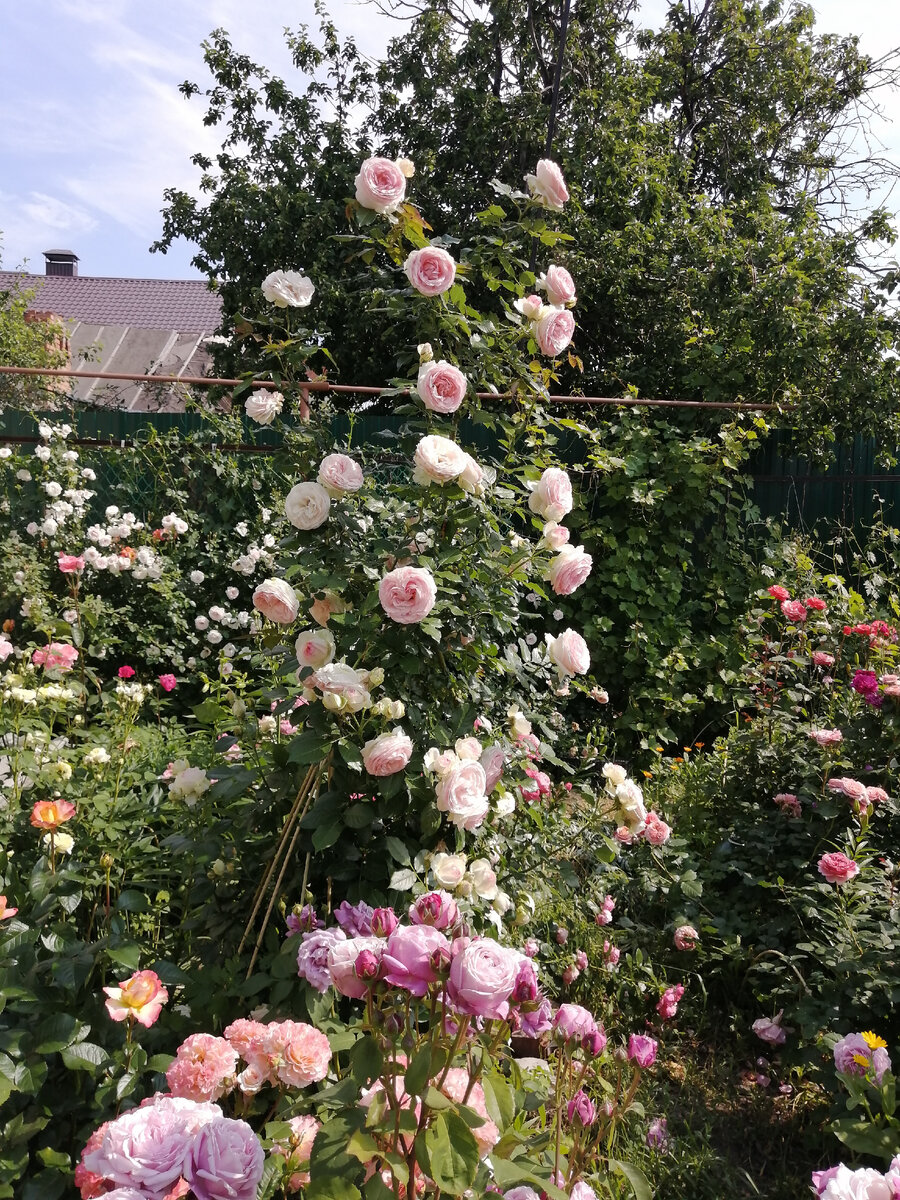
[43,249,79,277]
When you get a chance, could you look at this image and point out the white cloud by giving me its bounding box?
[21,192,98,235]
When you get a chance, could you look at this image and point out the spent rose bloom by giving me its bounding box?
[547,628,590,677]
[379,566,437,625]
[413,434,468,485]
[382,924,451,995]
[525,159,569,209]
[186,1116,264,1200]
[166,1034,238,1101]
[752,1012,787,1045]
[515,294,545,321]
[362,727,413,776]
[674,924,699,951]
[448,938,522,1018]
[244,389,285,425]
[103,970,169,1027]
[294,628,335,670]
[253,578,299,625]
[436,761,490,831]
[547,544,593,595]
[30,798,76,829]
[317,453,364,496]
[284,481,331,530]
[311,662,371,713]
[261,269,314,308]
[416,360,468,414]
[535,306,575,357]
[538,264,576,306]
[32,642,79,671]
[656,984,685,1020]
[355,156,407,214]
[404,246,457,296]
[818,852,860,885]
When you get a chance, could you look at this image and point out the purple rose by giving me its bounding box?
[627,1034,658,1067]
[567,1090,596,1127]
[552,1003,597,1043]
[297,928,346,992]
[382,925,451,996]
[519,996,553,1038]
[186,1118,264,1200]
[447,938,522,1019]
[334,900,375,937]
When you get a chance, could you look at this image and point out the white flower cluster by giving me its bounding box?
[115,681,147,705]
[231,539,276,576]
[601,763,647,832]
[167,760,212,805]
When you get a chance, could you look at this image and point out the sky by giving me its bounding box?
[1,0,898,282]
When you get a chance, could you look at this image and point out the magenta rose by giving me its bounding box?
[818,852,860,885]
[362,728,413,776]
[525,159,569,210]
[447,938,521,1019]
[627,1034,658,1067]
[416,360,468,413]
[404,246,456,297]
[548,545,593,595]
[252,578,299,625]
[540,264,576,306]
[535,306,575,357]
[378,566,437,624]
[382,925,451,996]
[354,156,407,214]
[186,1117,264,1200]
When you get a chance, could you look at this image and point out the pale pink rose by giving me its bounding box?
[379,566,437,624]
[32,641,79,672]
[818,852,860,885]
[865,786,888,806]
[480,744,505,792]
[643,811,672,845]
[166,1034,238,1102]
[294,628,335,670]
[0,637,12,663]
[430,852,467,889]
[819,1165,894,1200]
[261,270,314,308]
[448,938,521,1018]
[436,761,490,831]
[440,1068,500,1155]
[752,1013,787,1045]
[355,156,407,214]
[328,936,385,999]
[525,159,569,210]
[413,434,468,485]
[459,454,485,494]
[455,736,482,761]
[404,246,456,297]
[382,924,451,995]
[244,389,284,425]
[674,925,699,951]
[269,1114,320,1192]
[541,522,570,550]
[362,727,413,776]
[252,578,299,625]
[614,826,635,844]
[827,777,867,802]
[469,858,498,899]
[58,554,85,573]
[570,1184,598,1200]
[553,1002,598,1042]
[416,360,468,414]
[514,294,545,321]
[528,467,573,522]
[317,453,364,496]
[809,729,843,746]
[535,307,575,357]
[539,264,576,306]
[284,481,331,530]
[311,662,371,712]
[548,628,590,677]
[263,1020,332,1088]
[222,1019,269,1072]
[547,545,592,595]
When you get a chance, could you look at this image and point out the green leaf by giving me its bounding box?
[116,890,149,913]
[305,1180,361,1200]
[60,1042,109,1072]
[404,1045,433,1097]
[192,699,229,724]
[831,1116,899,1162]
[33,1014,80,1055]
[384,837,411,866]
[481,1069,515,1130]
[389,868,418,891]
[351,1036,383,1086]
[419,1110,479,1194]
[610,1158,653,1200]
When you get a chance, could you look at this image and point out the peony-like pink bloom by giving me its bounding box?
[827,777,868,802]
[382,924,451,996]
[627,1034,658,1067]
[528,467,573,522]
[547,544,592,595]
[103,969,169,1028]
[656,984,685,1020]
[166,1034,238,1102]
[535,307,575,357]
[296,927,347,992]
[328,937,384,999]
[362,727,413,776]
[818,852,860,885]
[538,264,576,306]
[781,599,808,623]
[674,924,699,951]
[752,1012,787,1045]
[252,578,299,625]
[416,359,468,414]
[440,1068,500,1156]
[379,566,437,625]
[570,1183,598,1200]
[262,1020,332,1088]
[809,728,842,747]
[317,453,364,496]
[768,585,791,600]
[435,760,490,831]
[817,1165,894,1200]
[158,674,177,692]
[269,1114,320,1193]
[58,554,85,573]
[404,246,456,297]
[32,641,79,672]
[186,1116,264,1200]
[548,628,590,677]
[525,159,569,210]
[355,156,407,214]
[447,938,522,1019]
[866,785,888,806]
[643,811,672,845]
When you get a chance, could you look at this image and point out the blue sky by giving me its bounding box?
[1,0,897,281]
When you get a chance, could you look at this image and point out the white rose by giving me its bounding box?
[294,629,336,670]
[469,858,498,900]
[245,389,285,425]
[285,481,331,530]
[455,737,482,762]
[412,435,468,486]
[261,269,315,308]
[602,763,627,788]
[616,779,648,833]
[312,662,371,713]
[435,761,489,832]
[430,852,468,889]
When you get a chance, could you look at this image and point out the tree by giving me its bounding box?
[0,240,70,407]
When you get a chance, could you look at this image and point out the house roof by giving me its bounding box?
[0,271,223,331]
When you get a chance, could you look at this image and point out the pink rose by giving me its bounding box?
[552,1002,597,1043]
[410,891,459,930]
[317,453,364,496]
[643,811,672,845]
[627,1034,658,1067]
[752,1011,787,1045]
[540,264,576,306]
[809,729,842,746]
[252,578,299,625]
[103,969,168,1028]
[362,727,413,776]
[32,642,79,672]
[674,925,699,951]
[404,246,456,297]
[328,937,385,999]
[528,467,573,522]
[480,744,505,792]
[186,1116,264,1200]
[541,522,570,551]
[535,307,575,357]
[548,628,590,677]
[525,159,569,210]
[781,599,808,623]
[547,545,592,595]
[447,938,521,1018]
[812,651,835,667]
[294,628,335,670]
[416,360,468,414]
[818,852,860,885]
[58,554,85,573]
[827,777,867,802]
[378,566,437,624]
[435,761,490,831]
[158,674,177,692]
[834,1033,877,1077]
[866,786,888,806]
[263,1020,332,1088]
[0,637,12,663]
[817,1165,894,1200]
[354,156,407,214]
[166,1034,238,1102]
[382,925,451,995]
[413,434,468,485]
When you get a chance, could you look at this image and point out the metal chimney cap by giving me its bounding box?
[43,249,79,260]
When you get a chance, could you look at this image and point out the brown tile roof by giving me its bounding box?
[0,271,222,332]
